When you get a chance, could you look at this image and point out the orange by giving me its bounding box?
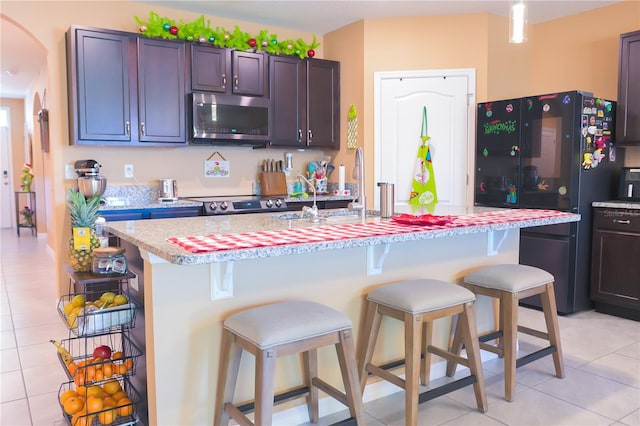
[59,389,79,405]
[85,396,104,414]
[71,409,94,426]
[85,385,103,399]
[68,362,78,376]
[98,406,118,425]
[102,379,122,395]
[94,369,104,382]
[75,386,87,398]
[111,351,124,360]
[123,359,133,371]
[85,365,96,382]
[102,363,114,378]
[111,391,128,402]
[63,396,84,415]
[74,370,86,387]
[115,364,127,375]
[116,397,133,417]
[102,397,117,407]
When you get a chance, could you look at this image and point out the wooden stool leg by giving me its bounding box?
[540,283,565,379]
[421,320,433,385]
[404,313,422,426]
[254,348,277,425]
[459,302,488,412]
[497,297,505,358]
[446,315,463,377]
[303,349,319,422]
[335,329,366,423]
[215,329,242,426]
[502,292,518,402]
[358,300,382,393]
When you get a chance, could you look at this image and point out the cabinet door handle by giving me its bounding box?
[298,129,303,143]
[140,122,145,135]
[612,219,631,224]
[125,121,130,135]
[222,74,227,88]
[308,129,313,143]
[233,75,239,89]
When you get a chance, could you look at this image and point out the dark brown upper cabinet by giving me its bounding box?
[190,45,267,96]
[616,30,640,146]
[66,26,187,146]
[269,56,340,149]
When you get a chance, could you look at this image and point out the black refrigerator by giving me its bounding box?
[475,90,623,314]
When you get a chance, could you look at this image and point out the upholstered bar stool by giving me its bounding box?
[214,300,365,426]
[357,279,487,425]
[447,264,564,402]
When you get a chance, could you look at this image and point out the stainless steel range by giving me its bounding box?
[183,195,288,215]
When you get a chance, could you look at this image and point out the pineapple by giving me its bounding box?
[67,189,101,271]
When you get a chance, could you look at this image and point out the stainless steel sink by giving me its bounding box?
[273,209,377,222]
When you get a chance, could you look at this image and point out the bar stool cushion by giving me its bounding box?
[366,279,475,314]
[224,300,352,349]
[464,264,554,293]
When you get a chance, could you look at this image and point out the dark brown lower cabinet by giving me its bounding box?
[590,207,640,320]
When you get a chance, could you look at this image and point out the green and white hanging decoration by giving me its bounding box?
[409,107,438,213]
[135,11,320,59]
[347,105,358,150]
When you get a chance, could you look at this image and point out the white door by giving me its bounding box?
[374,69,475,210]
[1,107,14,228]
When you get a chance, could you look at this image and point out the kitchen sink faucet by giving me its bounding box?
[348,147,366,220]
[297,174,320,222]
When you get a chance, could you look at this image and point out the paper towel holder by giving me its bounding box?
[284,152,293,176]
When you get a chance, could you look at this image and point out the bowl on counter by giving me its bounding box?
[78,176,107,199]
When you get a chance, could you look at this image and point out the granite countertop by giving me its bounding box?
[592,200,640,209]
[105,205,580,265]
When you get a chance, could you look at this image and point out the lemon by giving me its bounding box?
[71,294,85,308]
[113,295,128,306]
[67,313,78,328]
[63,303,75,316]
[100,292,116,303]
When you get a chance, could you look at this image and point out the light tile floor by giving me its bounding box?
[1,228,639,425]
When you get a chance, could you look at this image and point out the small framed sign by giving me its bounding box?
[204,151,230,178]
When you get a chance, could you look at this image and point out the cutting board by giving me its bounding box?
[260,172,287,196]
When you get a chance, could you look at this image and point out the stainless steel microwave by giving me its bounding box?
[189,92,270,146]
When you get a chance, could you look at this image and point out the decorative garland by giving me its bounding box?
[134,11,320,59]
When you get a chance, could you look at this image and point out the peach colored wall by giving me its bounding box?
[323,20,365,172]
[485,14,536,100]
[530,1,639,100]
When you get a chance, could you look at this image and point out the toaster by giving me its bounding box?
[618,167,640,201]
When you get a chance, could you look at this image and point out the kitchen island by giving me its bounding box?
[106,206,579,425]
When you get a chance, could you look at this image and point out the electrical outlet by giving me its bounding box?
[64,164,76,180]
[124,164,134,178]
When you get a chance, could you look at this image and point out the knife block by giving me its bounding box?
[260,172,288,196]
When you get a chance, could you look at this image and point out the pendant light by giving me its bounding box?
[509,0,528,43]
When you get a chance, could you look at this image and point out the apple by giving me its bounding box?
[93,345,112,360]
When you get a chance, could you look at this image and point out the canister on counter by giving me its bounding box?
[92,247,127,275]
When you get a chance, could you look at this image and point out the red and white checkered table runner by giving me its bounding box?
[167,210,573,253]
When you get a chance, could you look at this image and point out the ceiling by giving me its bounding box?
[0,0,621,98]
